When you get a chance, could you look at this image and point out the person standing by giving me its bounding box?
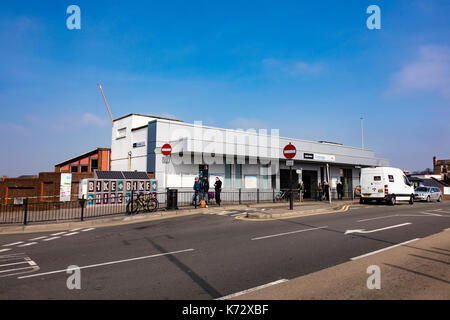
[318,182,323,201]
[192,177,200,205]
[202,176,210,207]
[299,180,305,202]
[336,180,343,200]
[214,177,222,206]
[323,181,330,201]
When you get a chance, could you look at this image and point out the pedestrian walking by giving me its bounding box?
[214,177,222,206]
[336,180,343,200]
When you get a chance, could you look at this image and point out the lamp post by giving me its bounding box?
[360,117,364,150]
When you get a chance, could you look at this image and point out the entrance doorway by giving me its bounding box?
[302,170,318,199]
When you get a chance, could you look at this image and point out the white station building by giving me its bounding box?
[110,113,389,198]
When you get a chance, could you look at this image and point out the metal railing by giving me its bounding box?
[0,188,357,225]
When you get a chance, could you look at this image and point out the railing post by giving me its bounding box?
[23,198,28,225]
[131,191,134,213]
[80,198,86,221]
[239,188,242,205]
[257,189,260,204]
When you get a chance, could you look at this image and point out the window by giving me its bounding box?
[388,175,394,182]
[224,164,232,189]
[81,166,88,173]
[403,175,411,186]
[234,164,242,189]
[71,166,78,173]
[91,159,98,170]
[116,127,126,139]
[374,176,381,181]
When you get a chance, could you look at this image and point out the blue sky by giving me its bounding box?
[0,0,449,176]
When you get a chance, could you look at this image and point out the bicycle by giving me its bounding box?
[127,193,159,214]
[275,190,289,201]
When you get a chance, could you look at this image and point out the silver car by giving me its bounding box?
[414,186,442,202]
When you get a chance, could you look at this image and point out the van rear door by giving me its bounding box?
[361,171,385,198]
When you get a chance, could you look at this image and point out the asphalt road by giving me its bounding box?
[0,201,449,299]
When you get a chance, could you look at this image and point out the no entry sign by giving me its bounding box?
[283,143,296,159]
[161,144,172,156]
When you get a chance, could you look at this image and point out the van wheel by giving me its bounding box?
[426,196,431,202]
[409,195,414,205]
[390,197,396,206]
[437,196,442,202]
[360,198,364,204]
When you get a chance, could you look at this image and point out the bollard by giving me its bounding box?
[257,189,260,204]
[23,198,29,225]
[130,191,134,214]
[239,188,242,205]
[79,198,86,221]
[273,189,275,203]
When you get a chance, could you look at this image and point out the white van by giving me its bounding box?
[360,167,414,205]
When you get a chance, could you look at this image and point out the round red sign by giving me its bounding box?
[161,143,172,156]
[283,143,296,159]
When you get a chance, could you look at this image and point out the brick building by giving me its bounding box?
[54,148,111,173]
[0,172,93,204]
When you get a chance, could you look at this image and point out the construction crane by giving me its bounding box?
[97,83,114,125]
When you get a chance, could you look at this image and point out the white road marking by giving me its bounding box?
[357,215,399,222]
[2,242,24,247]
[63,232,79,236]
[51,232,67,236]
[251,226,328,241]
[0,266,37,274]
[42,237,60,241]
[216,279,288,300]
[0,249,11,253]
[421,211,442,217]
[18,242,38,247]
[0,261,29,267]
[29,236,47,241]
[345,222,412,235]
[81,228,95,232]
[18,248,195,279]
[351,238,420,260]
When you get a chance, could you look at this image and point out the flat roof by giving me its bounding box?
[113,113,184,123]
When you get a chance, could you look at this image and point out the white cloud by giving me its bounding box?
[387,45,450,99]
[81,113,109,127]
[262,58,324,77]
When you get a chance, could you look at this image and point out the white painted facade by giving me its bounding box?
[111,114,389,197]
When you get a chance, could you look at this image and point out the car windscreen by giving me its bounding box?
[415,187,429,192]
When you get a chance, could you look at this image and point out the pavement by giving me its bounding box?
[0,200,353,234]
[232,230,450,300]
[0,200,448,299]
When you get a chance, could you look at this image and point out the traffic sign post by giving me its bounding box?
[283,143,297,210]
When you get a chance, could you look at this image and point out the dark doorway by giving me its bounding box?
[340,168,353,197]
[199,165,209,179]
[302,170,318,199]
[280,169,298,190]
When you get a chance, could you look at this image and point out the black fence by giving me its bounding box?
[0,188,357,225]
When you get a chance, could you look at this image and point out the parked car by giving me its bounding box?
[360,167,415,205]
[414,186,442,202]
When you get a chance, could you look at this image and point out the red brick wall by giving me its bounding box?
[0,172,93,204]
